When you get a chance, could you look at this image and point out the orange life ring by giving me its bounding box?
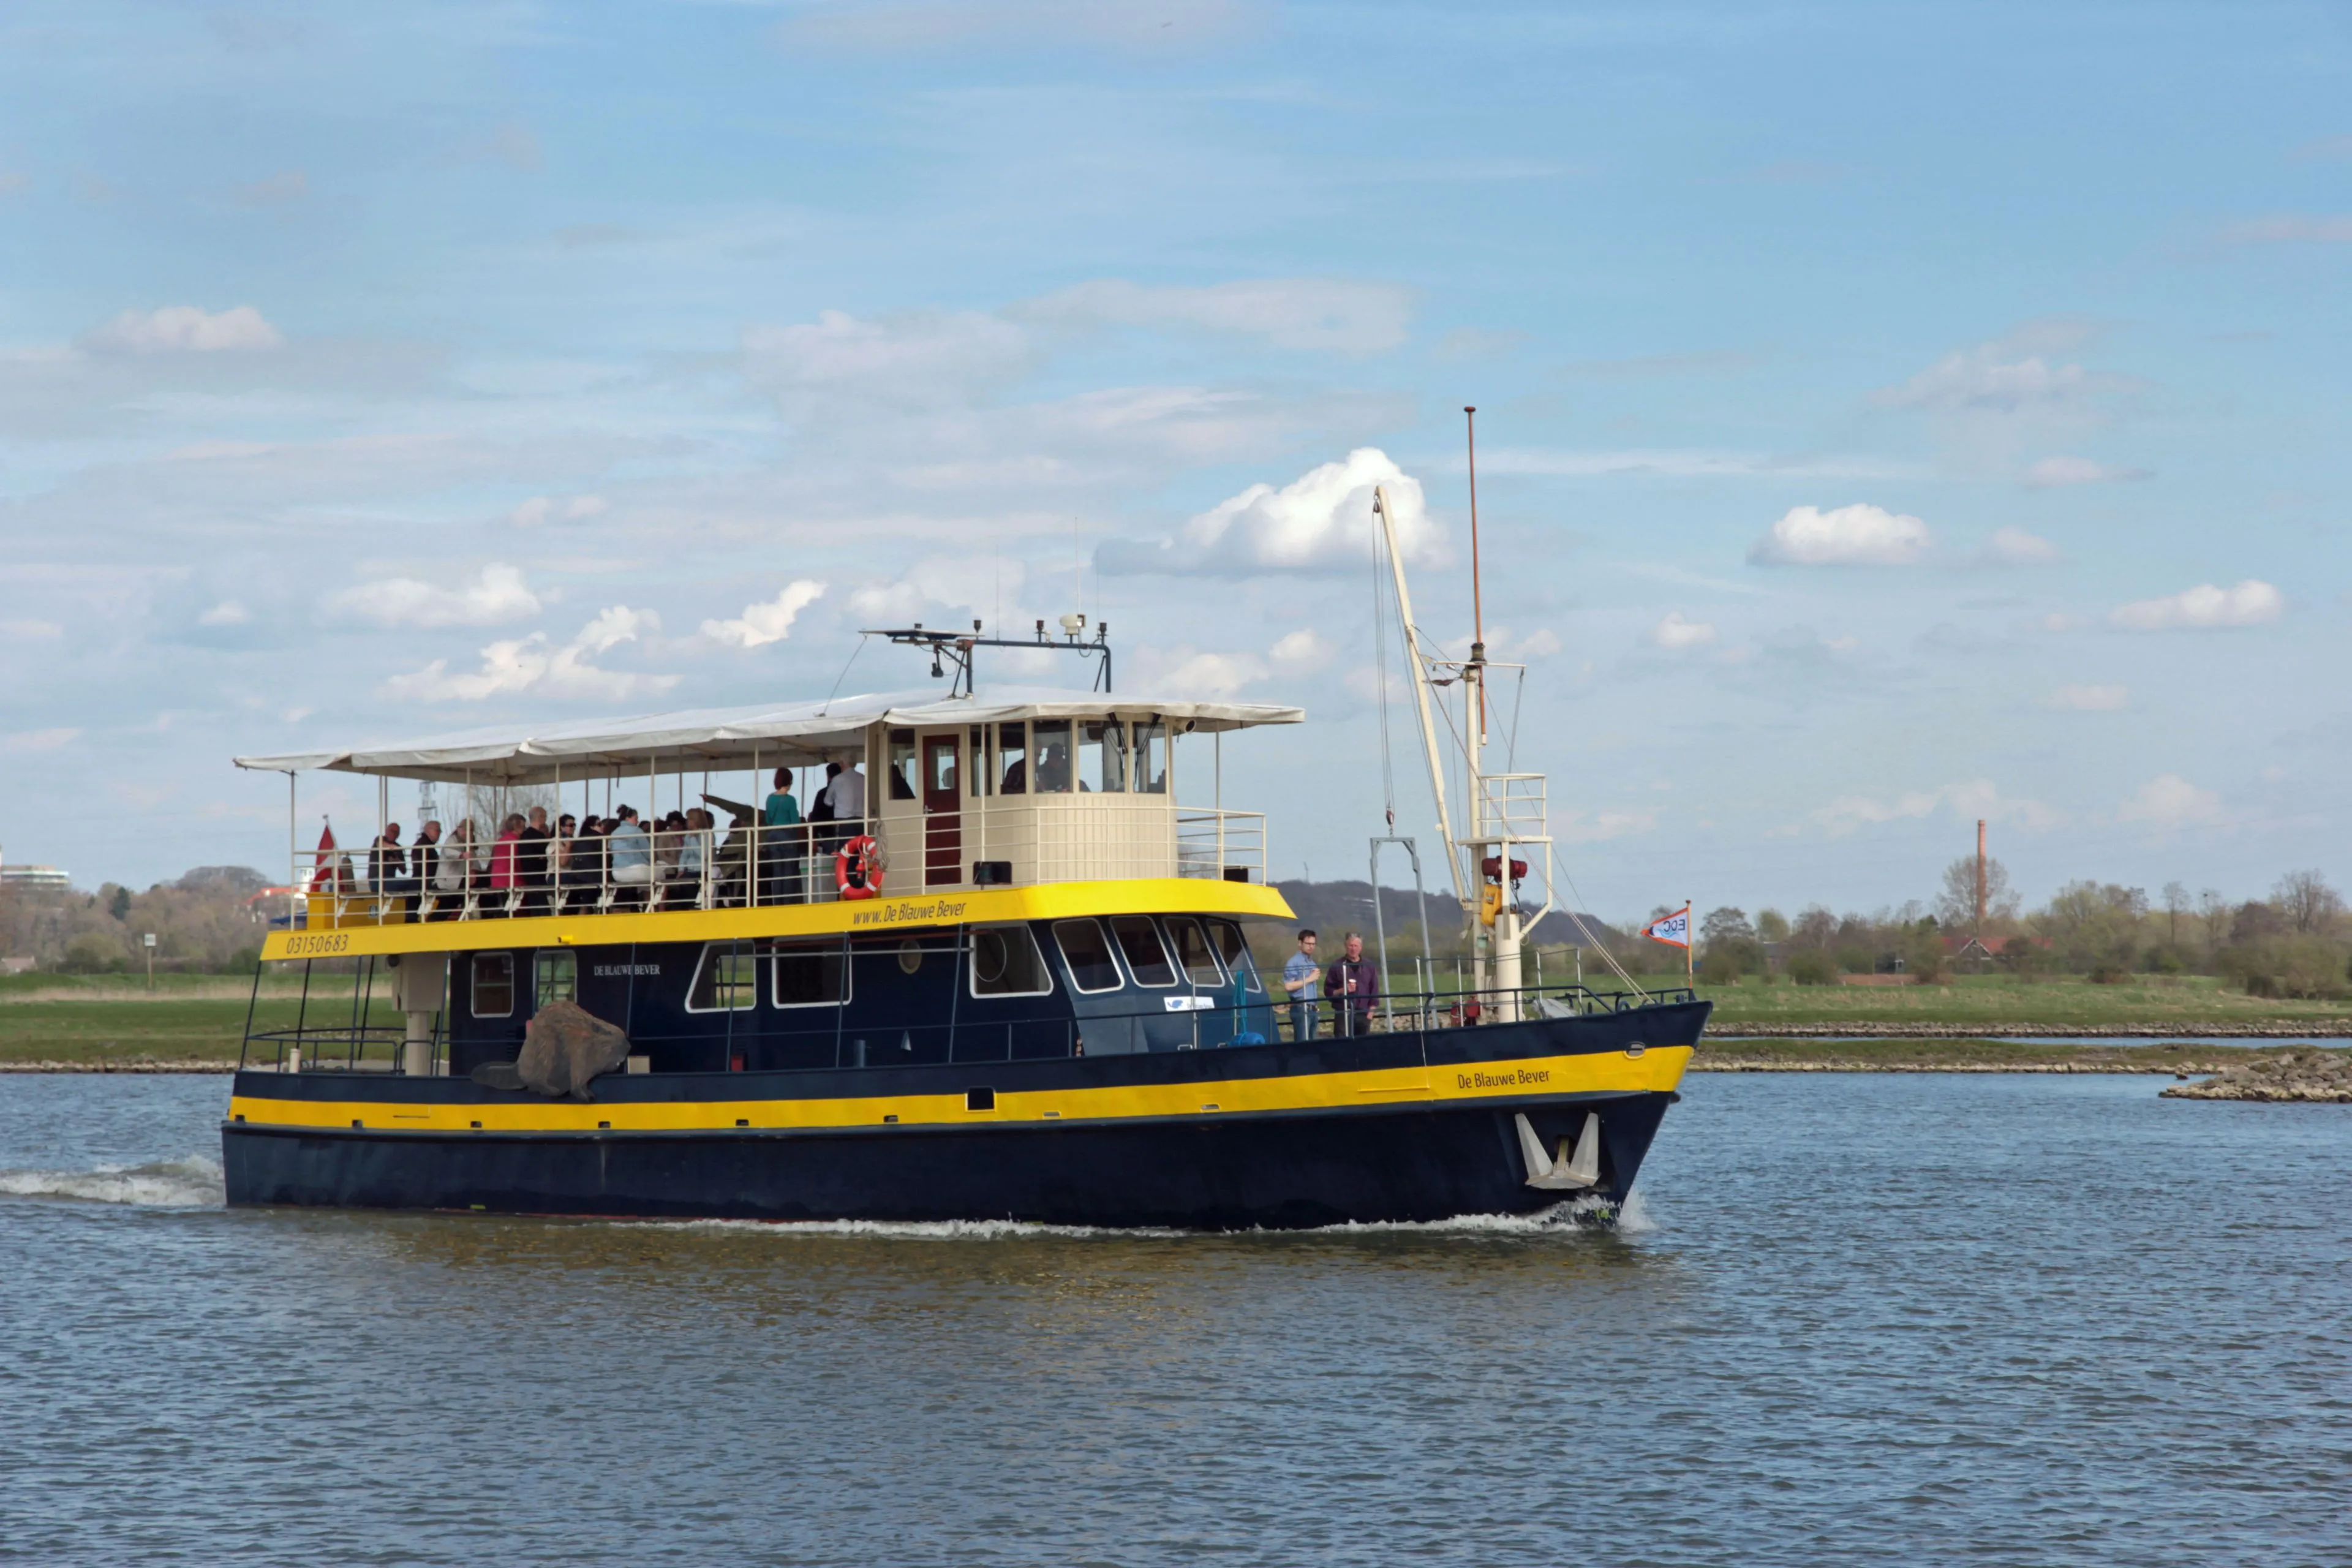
[835,835,884,900]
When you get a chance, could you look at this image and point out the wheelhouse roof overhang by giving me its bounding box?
[233,687,1306,784]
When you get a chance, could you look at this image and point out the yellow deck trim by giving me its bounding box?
[261,878,1295,962]
[227,1046,1689,1135]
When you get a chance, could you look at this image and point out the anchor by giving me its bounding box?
[1515,1110,1601,1190]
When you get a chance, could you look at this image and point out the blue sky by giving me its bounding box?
[2,0,2347,921]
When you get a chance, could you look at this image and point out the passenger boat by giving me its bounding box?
[222,485,1705,1227]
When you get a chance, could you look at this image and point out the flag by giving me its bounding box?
[310,821,341,892]
[1642,906,1691,948]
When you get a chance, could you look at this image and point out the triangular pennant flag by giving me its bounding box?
[1642,905,1691,948]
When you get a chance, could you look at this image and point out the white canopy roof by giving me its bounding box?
[233,687,1305,783]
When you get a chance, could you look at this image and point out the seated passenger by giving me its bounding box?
[488,813,524,916]
[432,821,475,917]
[608,806,652,900]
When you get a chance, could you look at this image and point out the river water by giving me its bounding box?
[1,1072,2344,1566]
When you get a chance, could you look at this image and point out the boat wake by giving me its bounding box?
[0,1155,226,1208]
[609,1190,1656,1242]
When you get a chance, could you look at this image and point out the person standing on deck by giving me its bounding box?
[761,768,801,903]
[1324,932,1378,1037]
[1282,929,1320,1042]
[821,756,867,844]
[518,806,553,915]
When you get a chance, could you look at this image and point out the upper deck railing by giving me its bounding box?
[291,808,1268,930]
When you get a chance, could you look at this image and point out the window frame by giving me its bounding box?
[1205,919,1263,993]
[533,949,576,1010]
[1108,914,1177,987]
[1133,720,1168,794]
[685,941,759,1014]
[1163,915,1226,987]
[968,923,1056,999]
[770,938,851,1009]
[470,952,514,1018]
[1053,918,1126,994]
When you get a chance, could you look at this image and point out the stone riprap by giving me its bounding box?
[2160,1047,2352,1103]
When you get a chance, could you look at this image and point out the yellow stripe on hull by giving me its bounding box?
[263,878,1294,962]
[228,1046,1690,1137]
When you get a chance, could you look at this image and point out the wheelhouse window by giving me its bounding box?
[969,726,990,796]
[772,940,849,1008]
[970,924,1053,997]
[1163,916,1224,986]
[688,942,758,1012]
[995,722,1027,794]
[887,728,918,801]
[471,953,514,1017]
[1133,722,1167,794]
[1207,919,1262,992]
[1031,718,1072,792]
[1109,915,1175,986]
[1082,720,1126,793]
[1054,918,1124,993]
[533,951,576,1009]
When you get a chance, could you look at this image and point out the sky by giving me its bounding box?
[1,0,2348,922]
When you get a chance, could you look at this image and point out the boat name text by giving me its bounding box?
[850,899,970,928]
[1459,1066,1552,1090]
[592,963,662,978]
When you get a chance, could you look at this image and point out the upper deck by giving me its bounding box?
[238,686,1300,961]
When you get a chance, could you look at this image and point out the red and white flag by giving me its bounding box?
[1642,905,1691,948]
[309,821,341,891]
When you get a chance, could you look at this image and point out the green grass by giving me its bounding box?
[1681,972,2350,1033]
[0,987,407,1068]
[1689,1038,2286,1072]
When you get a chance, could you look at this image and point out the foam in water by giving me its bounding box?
[0,1155,226,1208]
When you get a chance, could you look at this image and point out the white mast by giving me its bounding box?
[1373,483,1463,910]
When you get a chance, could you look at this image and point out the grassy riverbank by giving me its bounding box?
[1685,972,2350,1036]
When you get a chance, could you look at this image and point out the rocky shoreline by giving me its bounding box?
[2159,1048,2352,1103]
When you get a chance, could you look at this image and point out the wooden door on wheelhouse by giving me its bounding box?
[922,734,962,886]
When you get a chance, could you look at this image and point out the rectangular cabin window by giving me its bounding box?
[888,728,918,801]
[969,726,989,796]
[970,924,1054,997]
[927,734,959,796]
[772,941,850,1008]
[471,953,515,1017]
[1164,916,1224,986]
[534,951,576,1009]
[1054,919,1124,993]
[1109,915,1176,987]
[1207,919,1262,992]
[996,722,1027,794]
[1133,722,1167,794]
[688,943,758,1012]
[1031,719,1072,793]
[1082,721,1126,793]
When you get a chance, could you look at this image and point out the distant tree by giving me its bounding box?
[2272,870,2345,934]
[1700,907,1754,945]
[1791,907,1838,949]
[1934,855,2017,932]
[2036,881,2150,973]
[2161,881,2190,948]
[2230,900,2285,944]
[1754,908,1790,943]
[107,886,131,922]
[2196,888,2229,952]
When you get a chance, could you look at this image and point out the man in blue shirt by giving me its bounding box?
[1281,929,1320,1041]
[761,767,802,903]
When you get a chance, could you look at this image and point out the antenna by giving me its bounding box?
[1465,405,1487,742]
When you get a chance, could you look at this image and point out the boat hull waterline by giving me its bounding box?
[221,1005,1702,1228]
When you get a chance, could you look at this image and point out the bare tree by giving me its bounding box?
[2161,881,2188,947]
[2196,888,2228,952]
[2272,870,2345,933]
[1934,855,2016,931]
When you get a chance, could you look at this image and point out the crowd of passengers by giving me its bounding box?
[337,764,868,920]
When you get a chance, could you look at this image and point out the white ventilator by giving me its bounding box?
[1515,1111,1601,1190]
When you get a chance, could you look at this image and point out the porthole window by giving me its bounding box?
[897,940,923,974]
[470,953,514,1018]
[970,925,1053,997]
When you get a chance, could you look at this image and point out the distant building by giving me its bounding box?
[0,864,71,892]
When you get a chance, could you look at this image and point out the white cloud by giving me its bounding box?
[1810,778,2059,837]
[1557,809,1657,843]
[742,308,1034,410]
[1986,527,2060,566]
[2117,774,2223,827]
[1268,628,1333,674]
[2046,684,2128,710]
[2213,214,2352,246]
[1649,611,1716,649]
[2109,579,2282,631]
[703,579,828,649]
[383,607,676,703]
[1749,503,1931,567]
[85,305,283,353]
[198,600,249,627]
[1872,318,2118,415]
[328,563,542,629]
[1,619,64,639]
[508,494,608,527]
[2,727,80,753]
[845,555,1026,626]
[2024,455,2149,487]
[1102,448,1440,576]
[1020,278,1414,355]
